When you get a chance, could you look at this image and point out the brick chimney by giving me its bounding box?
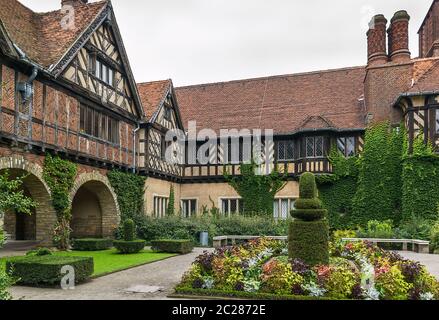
[419,0,439,58]
[388,10,411,63]
[367,14,388,66]
[61,0,88,7]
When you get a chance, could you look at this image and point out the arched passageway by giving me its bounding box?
[70,173,120,239]
[0,156,57,245]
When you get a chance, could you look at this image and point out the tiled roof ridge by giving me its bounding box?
[176,65,366,90]
[138,79,172,86]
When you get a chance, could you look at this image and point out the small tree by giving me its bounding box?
[167,185,175,216]
[0,170,36,301]
[289,172,329,266]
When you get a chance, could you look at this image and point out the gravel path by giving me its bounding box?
[9,248,211,300]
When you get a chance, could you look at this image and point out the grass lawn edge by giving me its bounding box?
[89,253,178,279]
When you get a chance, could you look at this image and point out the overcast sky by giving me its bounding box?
[21,0,432,87]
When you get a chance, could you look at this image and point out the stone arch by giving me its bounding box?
[0,156,57,245]
[70,172,120,238]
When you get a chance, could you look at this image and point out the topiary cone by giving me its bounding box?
[289,172,329,266]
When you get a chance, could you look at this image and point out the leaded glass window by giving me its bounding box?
[278,141,294,161]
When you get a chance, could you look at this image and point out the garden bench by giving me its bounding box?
[341,238,430,254]
[213,235,288,248]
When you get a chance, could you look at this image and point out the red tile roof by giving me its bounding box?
[0,0,107,68]
[175,67,367,135]
[407,58,439,94]
[137,80,171,121]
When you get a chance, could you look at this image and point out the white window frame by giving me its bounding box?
[153,194,169,218]
[180,198,198,218]
[273,197,296,220]
[218,197,242,217]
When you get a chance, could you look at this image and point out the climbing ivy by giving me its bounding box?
[402,135,439,222]
[318,148,359,230]
[225,161,286,216]
[107,170,146,221]
[43,154,77,250]
[167,185,175,216]
[352,122,404,226]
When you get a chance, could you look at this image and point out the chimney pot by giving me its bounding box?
[388,10,411,63]
[367,14,388,66]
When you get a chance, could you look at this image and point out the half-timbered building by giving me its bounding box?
[2,0,439,244]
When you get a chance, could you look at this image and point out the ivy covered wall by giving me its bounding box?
[352,122,404,226]
[107,171,146,222]
[226,162,286,216]
[318,150,358,230]
[402,137,439,222]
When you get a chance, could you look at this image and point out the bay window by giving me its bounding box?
[305,136,324,158]
[278,140,294,161]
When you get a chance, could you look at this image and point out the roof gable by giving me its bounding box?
[0,0,107,68]
[137,79,184,130]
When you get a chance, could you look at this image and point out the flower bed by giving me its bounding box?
[176,238,439,300]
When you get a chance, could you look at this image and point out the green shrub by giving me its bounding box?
[151,239,194,254]
[356,220,394,239]
[114,240,146,254]
[332,230,356,242]
[289,220,329,266]
[72,239,113,251]
[289,173,329,266]
[6,256,93,286]
[395,215,432,240]
[295,198,323,209]
[299,173,318,199]
[430,222,439,253]
[291,209,327,221]
[26,248,53,257]
[135,215,289,245]
[0,268,14,300]
[375,265,412,300]
[123,219,135,242]
[0,229,5,248]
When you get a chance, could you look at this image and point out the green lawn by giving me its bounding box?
[1,249,176,278]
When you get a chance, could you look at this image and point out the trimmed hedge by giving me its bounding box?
[289,219,330,266]
[291,209,327,221]
[72,239,113,251]
[151,240,194,254]
[123,219,135,241]
[6,256,93,286]
[174,286,335,300]
[114,240,146,254]
[289,173,329,266]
